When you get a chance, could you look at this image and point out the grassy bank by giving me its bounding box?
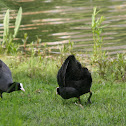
[0,56,126,126]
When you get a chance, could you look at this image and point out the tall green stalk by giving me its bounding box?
[91,7,105,62]
[2,7,22,53]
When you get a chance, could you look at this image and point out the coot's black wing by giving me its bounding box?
[64,56,92,88]
[65,55,83,81]
[0,60,2,68]
[57,56,70,87]
[0,60,12,78]
[65,67,92,97]
[57,55,83,87]
[0,60,13,92]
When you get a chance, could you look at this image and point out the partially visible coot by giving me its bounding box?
[0,60,25,98]
[57,55,92,103]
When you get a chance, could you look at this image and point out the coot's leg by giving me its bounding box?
[87,91,92,104]
[75,97,83,109]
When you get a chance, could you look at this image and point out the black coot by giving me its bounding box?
[0,60,25,98]
[57,55,92,103]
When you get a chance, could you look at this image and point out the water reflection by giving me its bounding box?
[0,0,126,55]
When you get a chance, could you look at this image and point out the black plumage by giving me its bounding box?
[0,60,25,98]
[57,55,92,103]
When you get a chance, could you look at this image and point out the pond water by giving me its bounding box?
[0,0,126,55]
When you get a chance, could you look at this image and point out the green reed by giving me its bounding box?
[2,7,22,54]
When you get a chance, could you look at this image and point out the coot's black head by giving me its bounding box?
[56,87,60,95]
[7,82,25,93]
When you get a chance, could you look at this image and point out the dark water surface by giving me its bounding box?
[0,0,126,55]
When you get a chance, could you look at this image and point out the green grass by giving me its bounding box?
[0,56,126,126]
